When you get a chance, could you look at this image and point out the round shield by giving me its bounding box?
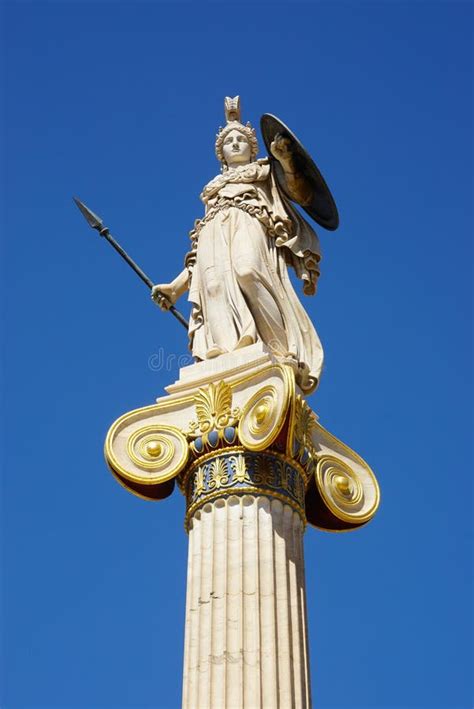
[260,113,339,231]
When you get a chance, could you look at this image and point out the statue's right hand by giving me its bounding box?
[151,283,176,310]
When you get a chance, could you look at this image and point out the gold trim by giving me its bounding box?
[127,428,175,471]
[187,380,240,435]
[316,455,379,523]
[283,366,297,457]
[180,445,246,485]
[105,423,189,485]
[158,362,290,413]
[314,420,381,495]
[144,440,163,458]
[105,363,296,493]
[105,461,169,502]
[310,521,373,534]
[180,445,307,491]
[240,385,277,448]
[239,367,293,452]
[182,447,307,530]
[106,363,290,439]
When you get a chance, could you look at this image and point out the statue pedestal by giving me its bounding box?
[105,343,380,708]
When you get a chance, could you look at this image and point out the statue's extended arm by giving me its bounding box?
[151,268,188,310]
[270,134,313,206]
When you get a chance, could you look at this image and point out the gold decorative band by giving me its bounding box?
[181,447,307,530]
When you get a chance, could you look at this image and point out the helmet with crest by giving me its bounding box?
[215,96,259,165]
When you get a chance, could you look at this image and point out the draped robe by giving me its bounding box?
[185,158,323,392]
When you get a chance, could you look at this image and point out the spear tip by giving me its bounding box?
[73,196,104,231]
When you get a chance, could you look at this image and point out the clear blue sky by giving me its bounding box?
[2,2,472,708]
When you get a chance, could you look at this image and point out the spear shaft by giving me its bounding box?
[73,197,188,330]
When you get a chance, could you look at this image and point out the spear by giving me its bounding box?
[73,197,188,330]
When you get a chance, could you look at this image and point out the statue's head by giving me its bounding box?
[215,96,259,170]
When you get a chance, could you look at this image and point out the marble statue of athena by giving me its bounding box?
[153,96,326,393]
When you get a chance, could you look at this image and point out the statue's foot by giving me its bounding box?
[235,335,255,350]
[205,345,227,359]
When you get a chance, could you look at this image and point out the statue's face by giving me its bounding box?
[222,129,251,167]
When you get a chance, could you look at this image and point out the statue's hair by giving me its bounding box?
[215,121,259,166]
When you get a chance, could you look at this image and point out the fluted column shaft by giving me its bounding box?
[182,494,311,709]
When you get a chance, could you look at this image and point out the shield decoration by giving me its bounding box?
[260,113,339,231]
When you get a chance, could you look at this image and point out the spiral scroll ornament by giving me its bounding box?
[125,424,189,483]
[316,455,379,525]
[239,385,284,451]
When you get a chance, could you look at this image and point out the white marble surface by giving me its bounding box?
[182,495,311,709]
[152,96,324,394]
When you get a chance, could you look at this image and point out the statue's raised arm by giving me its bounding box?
[153,96,339,394]
[261,113,339,231]
[269,132,314,207]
